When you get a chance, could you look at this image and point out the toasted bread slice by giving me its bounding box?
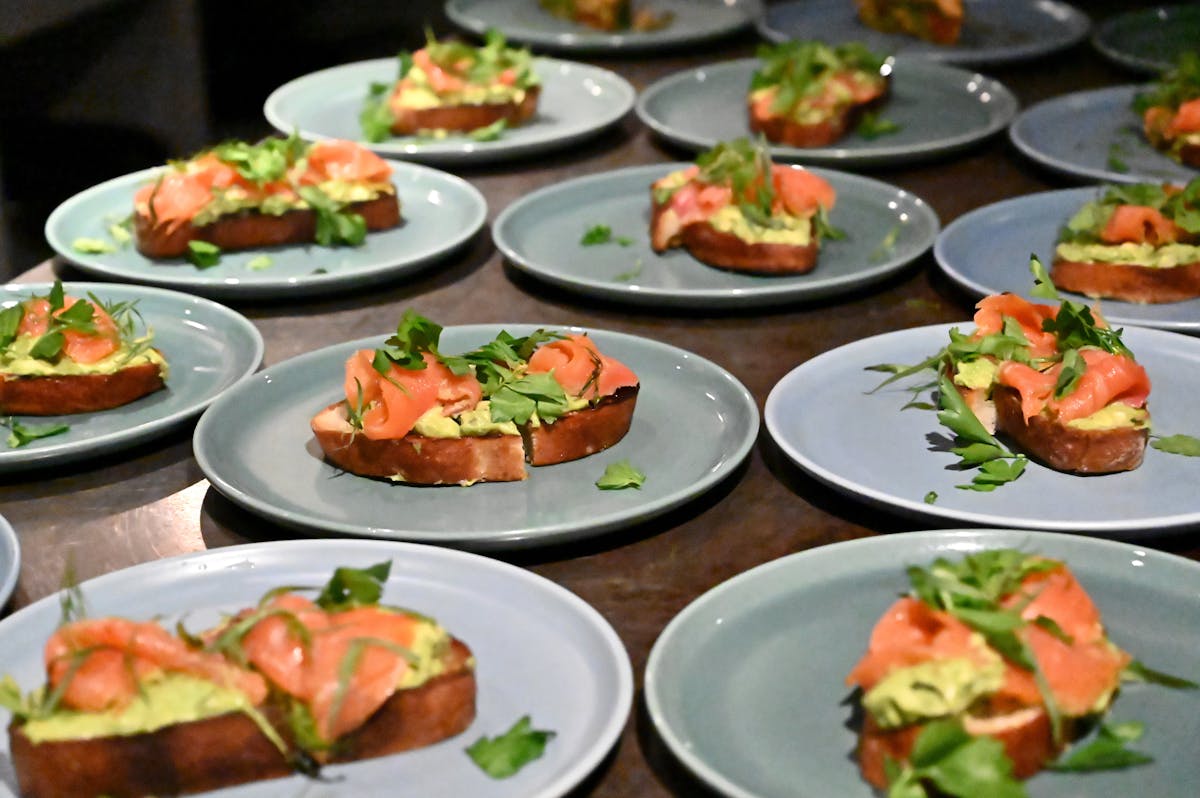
[523,386,639,466]
[134,193,400,259]
[310,402,528,485]
[855,0,963,45]
[389,86,540,136]
[10,639,475,798]
[1,361,166,416]
[1051,257,1200,303]
[749,82,890,149]
[993,385,1148,474]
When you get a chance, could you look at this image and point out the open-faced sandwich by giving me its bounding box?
[134,134,400,260]
[748,40,892,148]
[0,281,166,416]
[847,548,1190,795]
[4,561,475,798]
[1135,51,1200,168]
[649,137,841,275]
[310,311,639,485]
[854,0,963,45]
[361,30,540,141]
[537,0,671,32]
[1053,177,1200,303]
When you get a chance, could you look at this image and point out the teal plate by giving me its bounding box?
[759,0,1090,66]
[1009,86,1198,184]
[934,188,1200,333]
[0,282,263,473]
[193,325,758,549]
[645,529,1200,798]
[1092,5,1200,74]
[493,164,938,308]
[636,57,1017,166]
[765,323,1200,536]
[0,515,17,609]
[444,0,754,53]
[44,161,486,299]
[0,539,633,798]
[265,57,634,164]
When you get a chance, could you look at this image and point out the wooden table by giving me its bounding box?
[3,4,1197,795]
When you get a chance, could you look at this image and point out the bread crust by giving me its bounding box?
[749,81,890,148]
[389,86,541,136]
[311,403,528,485]
[9,639,475,798]
[0,361,165,415]
[1051,258,1200,303]
[523,385,639,466]
[134,192,401,259]
[650,196,819,274]
[993,385,1148,474]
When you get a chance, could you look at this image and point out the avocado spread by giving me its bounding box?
[1067,402,1149,431]
[863,654,1005,730]
[393,67,530,110]
[707,205,813,246]
[191,179,392,228]
[411,400,521,439]
[1,333,167,379]
[953,358,997,391]
[1055,241,1200,269]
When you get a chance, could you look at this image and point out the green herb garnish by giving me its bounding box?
[3,417,70,448]
[187,240,222,268]
[468,118,508,142]
[858,110,901,139]
[581,224,632,246]
[246,255,273,271]
[71,238,116,254]
[296,186,367,247]
[885,719,1028,798]
[1049,722,1153,772]
[596,460,645,490]
[466,715,556,778]
[315,561,390,611]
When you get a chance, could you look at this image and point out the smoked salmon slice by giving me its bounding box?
[971,294,1058,359]
[997,349,1150,424]
[1100,205,1184,246]
[17,296,120,364]
[344,350,483,441]
[526,334,639,399]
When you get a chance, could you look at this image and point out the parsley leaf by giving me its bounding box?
[1150,433,1200,457]
[374,310,444,372]
[489,372,569,424]
[360,80,396,143]
[1049,721,1153,772]
[3,417,70,448]
[887,719,1028,798]
[596,460,645,490]
[315,561,390,611]
[466,715,555,778]
[297,186,367,247]
[187,240,222,268]
[0,304,23,350]
[581,224,633,246]
[468,118,507,141]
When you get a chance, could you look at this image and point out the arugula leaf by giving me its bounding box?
[1150,433,1200,456]
[3,417,70,448]
[1049,721,1153,772]
[466,715,555,778]
[1029,254,1060,301]
[489,373,569,424]
[0,304,23,350]
[297,186,367,247]
[596,460,645,490]
[210,133,305,184]
[187,240,222,268]
[315,561,391,611]
[1123,659,1199,688]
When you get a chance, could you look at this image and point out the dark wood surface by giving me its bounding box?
[3,4,1198,796]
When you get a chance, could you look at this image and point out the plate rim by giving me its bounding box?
[0,281,264,472]
[0,514,18,610]
[193,323,760,548]
[43,160,488,299]
[1091,4,1200,75]
[0,537,635,798]
[764,321,1200,535]
[932,186,1200,333]
[492,163,940,308]
[634,56,1019,165]
[263,55,636,163]
[644,526,1200,798]
[443,0,755,53]
[1007,84,1199,185]
[756,0,1091,66]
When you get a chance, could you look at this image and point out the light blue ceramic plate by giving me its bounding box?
[645,528,1200,798]
[493,164,938,308]
[0,282,263,473]
[265,57,634,164]
[935,188,1200,334]
[1009,86,1199,184]
[193,325,758,549]
[0,538,633,798]
[758,0,1089,66]
[636,57,1016,166]
[0,515,18,609]
[764,323,1200,536]
[44,161,486,299]
[1092,5,1200,74]
[444,0,754,53]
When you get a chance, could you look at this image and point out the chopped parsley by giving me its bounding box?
[596,460,645,490]
[466,715,555,778]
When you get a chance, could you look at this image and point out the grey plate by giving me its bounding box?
[0,515,17,609]
[0,282,263,473]
[444,0,755,53]
[636,57,1017,166]
[0,539,633,798]
[1092,4,1200,74]
[645,528,1200,798]
[493,163,938,308]
[193,325,758,549]
[265,57,634,164]
[758,0,1090,67]
[1009,86,1199,184]
[765,323,1200,536]
[45,161,485,300]
[935,188,1200,334]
